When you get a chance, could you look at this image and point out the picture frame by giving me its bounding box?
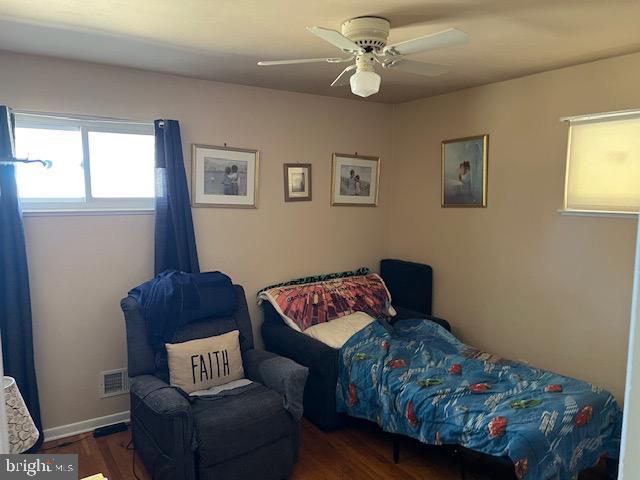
[441,134,488,207]
[330,153,380,207]
[191,144,259,208]
[283,163,312,202]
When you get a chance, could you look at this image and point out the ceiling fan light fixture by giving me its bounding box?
[350,70,381,97]
[257,17,469,98]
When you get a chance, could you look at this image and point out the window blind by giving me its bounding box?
[564,112,640,214]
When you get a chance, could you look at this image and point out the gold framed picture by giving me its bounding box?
[441,134,488,207]
[283,163,312,202]
[191,144,259,208]
[330,153,380,207]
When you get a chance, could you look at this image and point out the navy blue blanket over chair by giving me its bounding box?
[129,270,237,351]
[0,105,43,449]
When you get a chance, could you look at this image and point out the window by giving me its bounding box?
[14,113,155,212]
[563,110,640,215]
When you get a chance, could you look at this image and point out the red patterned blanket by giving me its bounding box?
[258,273,394,331]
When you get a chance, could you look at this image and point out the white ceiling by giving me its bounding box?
[0,0,639,103]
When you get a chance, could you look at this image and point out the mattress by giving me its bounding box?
[336,318,622,480]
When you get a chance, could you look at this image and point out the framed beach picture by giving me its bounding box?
[331,153,380,207]
[441,135,488,207]
[283,163,312,202]
[191,144,259,208]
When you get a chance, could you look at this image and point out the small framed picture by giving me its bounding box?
[283,163,312,202]
[191,144,259,208]
[441,135,488,207]
[331,153,380,207]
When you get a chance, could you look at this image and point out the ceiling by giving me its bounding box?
[0,0,639,103]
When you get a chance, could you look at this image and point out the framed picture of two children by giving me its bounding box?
[191,144,259,208]
[330,153,380,207]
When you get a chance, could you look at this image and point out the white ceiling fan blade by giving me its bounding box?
[258,57,351,66]
[307,26,364,54]
[330,64,357,87]
[383,28,469,56]
[385,59,450,77]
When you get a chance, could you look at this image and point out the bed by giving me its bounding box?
[261,260,449,431]
[259,260,622,479]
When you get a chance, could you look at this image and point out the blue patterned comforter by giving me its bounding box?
[336,319,621,480]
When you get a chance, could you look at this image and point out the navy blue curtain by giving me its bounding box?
[0,106,43,449]
[154,120,199,274]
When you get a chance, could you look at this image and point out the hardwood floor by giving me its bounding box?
[41,419,608,480]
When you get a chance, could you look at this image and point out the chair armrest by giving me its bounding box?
[428,316,451,333]
[392,306,452,332]
[130,374,191,417]
[262,322,339,378]
[243,349,309,420]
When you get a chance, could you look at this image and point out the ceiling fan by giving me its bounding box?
[257,16,469,98]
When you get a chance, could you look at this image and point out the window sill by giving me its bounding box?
[23,209,154,217]
[558,209,638,219]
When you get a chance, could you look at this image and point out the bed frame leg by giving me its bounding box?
[453,447,466,480]
[392,436,400,464]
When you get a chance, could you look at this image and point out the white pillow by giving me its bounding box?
[303,312,375,348]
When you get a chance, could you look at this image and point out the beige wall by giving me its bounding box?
[389,52,640,400]
[0,51,393,430]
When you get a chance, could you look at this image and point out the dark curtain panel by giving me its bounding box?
[0,106,43,449]
[154,119,200,274]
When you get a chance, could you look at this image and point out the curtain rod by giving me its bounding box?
[560,108,640,123]
[14,110,155,126]
[0,157,52,167]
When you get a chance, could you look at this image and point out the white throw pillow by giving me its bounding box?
[165,330,244,394]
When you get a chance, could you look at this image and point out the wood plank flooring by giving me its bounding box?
[41,418,608,480]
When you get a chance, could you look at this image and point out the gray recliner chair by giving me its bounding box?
[121,284,308,480]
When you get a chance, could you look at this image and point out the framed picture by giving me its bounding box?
[283,163,312,202]
[191,144,259,208]
[330,153,380,207]
[441,134,488,207]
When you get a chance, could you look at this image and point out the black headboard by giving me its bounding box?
[380,259,432,316]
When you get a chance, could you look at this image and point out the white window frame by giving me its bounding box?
[14,112,155,213]
[560,109,640,218]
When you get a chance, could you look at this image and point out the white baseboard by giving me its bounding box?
[43,411,130,442]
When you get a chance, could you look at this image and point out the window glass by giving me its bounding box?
[13,114,155,211]
[14,127,85,199]
[88,131,155,198]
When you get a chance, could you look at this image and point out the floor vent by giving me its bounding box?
[99,368,130,398]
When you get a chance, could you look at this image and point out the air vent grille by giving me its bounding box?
[100,368,130,398]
